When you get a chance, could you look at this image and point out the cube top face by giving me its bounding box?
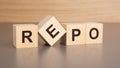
[86,23,103,44]
[62,23,86,45]
[38,16,53,28]
[13,24,38,48]
[38,16,66,46]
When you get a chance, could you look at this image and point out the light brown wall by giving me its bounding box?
[0,0,120,23]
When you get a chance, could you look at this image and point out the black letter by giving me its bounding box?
[22,31,33,43]
[72,29,81,41]
[46,24,59,38]
[89,28,99,39]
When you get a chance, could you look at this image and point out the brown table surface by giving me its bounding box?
[0,23,120,68]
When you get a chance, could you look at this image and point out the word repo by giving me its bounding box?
[13,16,103,48]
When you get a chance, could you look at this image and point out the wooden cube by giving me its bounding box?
[13,24,38,48]
[38,16,66,46]
[85,22,103,44]
[61,23,86,45]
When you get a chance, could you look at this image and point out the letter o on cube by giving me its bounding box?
[86,22,103,44]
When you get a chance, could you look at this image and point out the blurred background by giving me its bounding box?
[0,0,120,23]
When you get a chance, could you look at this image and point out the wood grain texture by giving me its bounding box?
[0,0,120,23]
